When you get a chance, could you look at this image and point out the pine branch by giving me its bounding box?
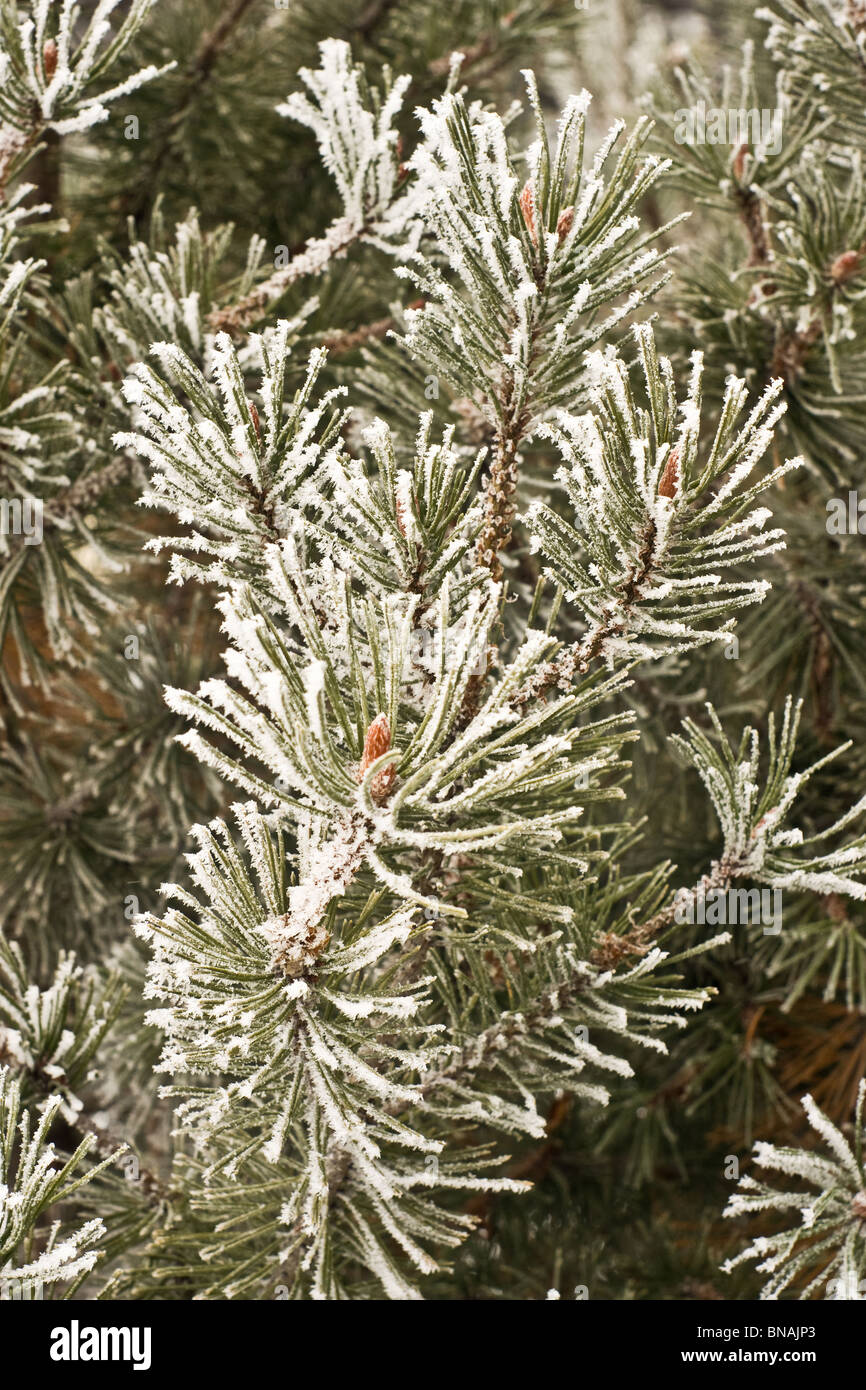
[724,1080,866,1299]
[0,1067,114,1297]
[0,0,172,200]
[9,3,863,1302]
[733,176,772,269]
[511,322,800,707]
[208,217,370,335]
[474,391,534,582]
[208,40,415,334]
[120,0,257,223]
[590,863,733,971]
[511,518,659,710]
[396,77,676,581]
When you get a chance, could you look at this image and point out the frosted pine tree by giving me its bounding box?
[1,0,865,1303]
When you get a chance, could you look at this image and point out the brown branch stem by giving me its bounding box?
[510,518,658,710]
[208,216,366,336]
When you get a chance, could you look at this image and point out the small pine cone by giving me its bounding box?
[43,39,58,79]
[556,205,574,241]
[519,182,538,247]
[358,713,396,804]
[830,250,861,285]
[658,446,680,499]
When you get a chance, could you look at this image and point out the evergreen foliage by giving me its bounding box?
[0,0,865,1303]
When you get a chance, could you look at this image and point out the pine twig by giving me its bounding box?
[509,519,659,709]
[208,217,366,335]
[474,417,527,582]
[733,178,772,269]
[320,314,397,356]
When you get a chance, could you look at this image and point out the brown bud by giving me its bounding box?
[395,135,408,181]
[248,401,262,446]
[359,713,390,773]
[358,713,396,804]
[658,447,680,499]
[830,250,861,284]
[483,947,517,988]
[732,143,749,182]
[824,892,849,923]
[846,1,866,34]
[519,182,538,247]
[43,39,58,80]
[556,205,574,242]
